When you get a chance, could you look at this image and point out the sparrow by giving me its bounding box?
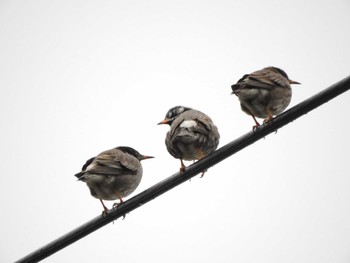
[75,146,154,215]
[158,106,220,176]
[231,66,300,129]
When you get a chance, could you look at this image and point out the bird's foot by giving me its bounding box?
[101,208,109,217]
[200,169,208,178]
[112,201,126,220]
[263,114,273,125]
[263,118,271,124]
[180,159,186,174]
[251,115,261,131]
[112,202,121,209]
[100,199,109,217]
[252,123,260,132]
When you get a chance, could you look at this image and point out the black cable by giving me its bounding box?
[15,75,350,263]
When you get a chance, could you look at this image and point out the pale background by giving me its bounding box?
[1,0,350,262]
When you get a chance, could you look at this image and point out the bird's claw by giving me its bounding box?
[112,202,126,219]
[101,209,109,217]
[252,124,260,132]
[263,114,273,125]
[112,202,121,209]
[200,169,208,178]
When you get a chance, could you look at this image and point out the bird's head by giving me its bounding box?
[268,66,301,85]
[157,105,192,126]
[116,146,154,161]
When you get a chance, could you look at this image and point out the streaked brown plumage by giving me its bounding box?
[231,66,300,129]
[158,106,220,176]
[75,146,153,214]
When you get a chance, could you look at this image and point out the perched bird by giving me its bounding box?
[231,66,300,129]
[158,106,220,176]
[75,146,154,215]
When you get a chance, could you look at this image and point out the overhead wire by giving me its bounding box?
[15,75,350,263]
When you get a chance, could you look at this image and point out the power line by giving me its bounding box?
[15,75,350,263]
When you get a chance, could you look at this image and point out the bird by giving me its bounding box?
[74,146,154,215]
[231,66,300,129]
[158,106,220,176]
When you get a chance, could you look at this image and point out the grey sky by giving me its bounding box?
[1,0,350,262]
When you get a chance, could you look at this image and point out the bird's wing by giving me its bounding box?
[171,112,218,143]
[251,69,289,88]
[266,70,290,87]
[192,117,213,136]
[78,150,139,177]
[195,116,220,148]
[232,70,287,91]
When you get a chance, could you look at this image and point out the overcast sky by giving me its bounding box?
[1,0,350,262]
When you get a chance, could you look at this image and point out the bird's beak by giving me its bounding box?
[157,119,169,125]
[141,155,154,160]
[289,79,301,85]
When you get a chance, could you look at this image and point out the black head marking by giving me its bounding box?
[74,156,95,179]
[231,74,249,92]
[268,67,289,79]
[116,146,142,159]
[81,157,95,171]
[165,106,192,120]
[117,146,153,161]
